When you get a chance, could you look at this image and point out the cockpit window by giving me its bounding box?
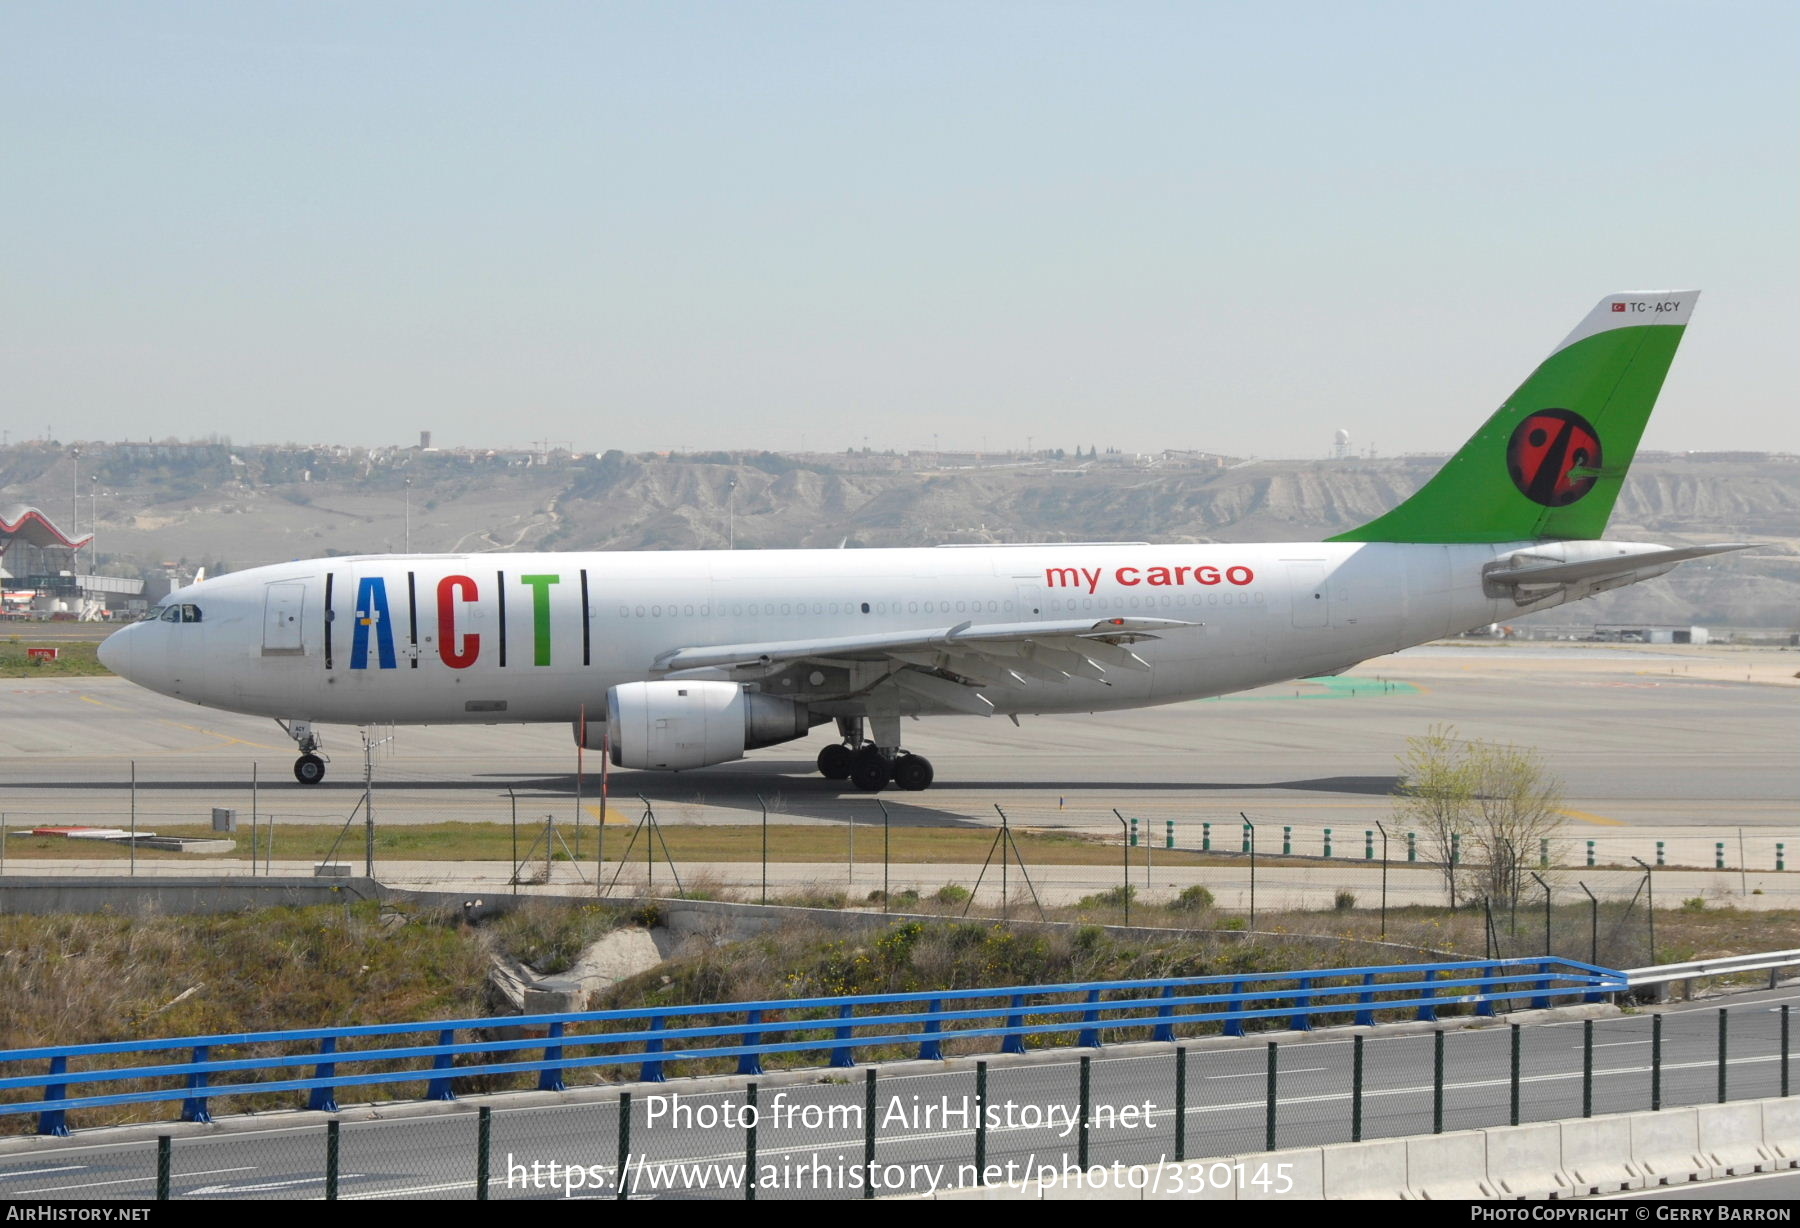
[160,605,180,622]
[157,604,203,624]
[140,605,167,622]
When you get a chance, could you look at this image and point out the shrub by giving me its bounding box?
[1170,885,1215,912]
[1334,890,1357,912]
[1077,885,1136,909]
[933,885,971,905]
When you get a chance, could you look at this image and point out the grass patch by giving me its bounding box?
[0,637,112,678]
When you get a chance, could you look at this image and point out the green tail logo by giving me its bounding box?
[1332,293,1696,544]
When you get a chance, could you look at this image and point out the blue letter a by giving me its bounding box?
[350,576,397,670]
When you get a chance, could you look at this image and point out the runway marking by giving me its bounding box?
[77,694,133,713]
[1558,807,1628,827]
[1206,1067,1326,1079]
[159,720,285,752]
[16,1166,253,1195]
[1,1164,85,1178]
[585,803,631,825]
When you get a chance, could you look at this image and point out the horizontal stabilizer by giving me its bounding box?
[1486,543,1755,587]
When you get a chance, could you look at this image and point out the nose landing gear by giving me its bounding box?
[276,719,329,785]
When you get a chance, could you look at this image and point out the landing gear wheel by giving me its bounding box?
[892,753,934,791]
[850,757,891,792]
[817,743,853,780]
[294,754,326,786]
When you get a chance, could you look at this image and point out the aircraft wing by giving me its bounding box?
[1485,543,1755,588]
[652,616,1197,711]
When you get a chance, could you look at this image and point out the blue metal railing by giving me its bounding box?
[0,956,1623,1135]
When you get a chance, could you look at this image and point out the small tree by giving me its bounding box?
[1392,725,1566,908]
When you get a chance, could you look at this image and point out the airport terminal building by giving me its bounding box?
[0,504,142,620]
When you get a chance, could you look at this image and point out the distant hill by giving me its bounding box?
[5,442,1795,629]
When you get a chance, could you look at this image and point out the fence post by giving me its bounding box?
[1432,1030,1444,1134]
[477,1105,491,1201]
[832,1003,857,1068]
[38,1055,70,1137]
[1078,988,1103,1049]
[640,1013,668,1083]
[974,1061,988,1183]
[738,1010,766,1075]
[1530,961,1551,1010]
[1351,1035,1364,1143]
[1416,968,1438,1022]
[1078,1055,1091,1169]
[325,1119,340,1201]
[1354,972,1376,1027]
[537,1021,565,1092]
[1003,993,1028,1055]
[1510,1023,1521,1125]
[863,1068,877,1200]
[1782,1004,1790,1098]
[180,1045,213,1124]
[616,1092,631,1200]
[426,1028,457,1101]
[1652,1014,1662,1111]
[1582,1020,1593,1118]
[1289,977,1313,1032]
[1718,1008,1728,1104]
[1153,983,1177,1043]
[1265,1042,1278,1151]
[308,1036,339,1113]
[1175,1046,1188,1161]
[744,1082,758,1202]
[156,1135,171,1201]
[1224,979,1247,1037]
[919,999,944,1060]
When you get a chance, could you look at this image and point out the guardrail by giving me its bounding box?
[1625,949,1800,989]
[1,956,1622,1137]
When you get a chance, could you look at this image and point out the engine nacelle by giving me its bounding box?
[598,680,812,771]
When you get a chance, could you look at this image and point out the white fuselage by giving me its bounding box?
[99,539,1606,728]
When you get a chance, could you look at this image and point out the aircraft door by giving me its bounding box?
[263,581,306,656]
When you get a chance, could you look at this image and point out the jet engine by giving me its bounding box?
[596,680,813,770]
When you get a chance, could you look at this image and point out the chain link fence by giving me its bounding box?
[4,1002,1786,1200]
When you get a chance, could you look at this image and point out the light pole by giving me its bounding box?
[1530,871,1551,957]
[1241,813,1256,930]
[727,476,737,550]
[1577,880,1599,965]
[69,447,80,544]
[403,477,412,552]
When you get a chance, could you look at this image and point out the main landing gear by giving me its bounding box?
[277,719,329,785]
[816,718,933,792]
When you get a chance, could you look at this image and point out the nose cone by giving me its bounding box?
[97,626,134,680]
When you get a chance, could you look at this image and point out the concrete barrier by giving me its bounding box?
[912,1098,1793,1200]
[1557,1116,1642,1196]
[1762,1100,1799,1169]
[1630,1108,1711,1185]
[1696,1102,1769,1176]
[1318,1138,1407,1199]
[1478,1122,1567,1198]
[1142,1158,1242,1201]
[1403,1130,1489,1200]
[1242,1146,1323,1200]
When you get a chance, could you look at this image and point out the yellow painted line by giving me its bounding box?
[160,721,286,752]
[78,694,134,712]
[584,803,631,825]
[1558,807,1629,828]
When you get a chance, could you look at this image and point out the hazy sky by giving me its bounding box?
[5,2,1796,459]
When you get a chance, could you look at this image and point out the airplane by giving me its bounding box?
[99,291,1749,792]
